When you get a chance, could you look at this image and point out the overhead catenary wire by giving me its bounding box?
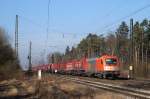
[18,2,150,50]
[17,3,150,37]
[43,0,51,63]
[18,15,46,29]
[59,3,150,38]
[61,2,120,37]
[17,1,52,64]
[96,3,150,34]
[46,0,51,39]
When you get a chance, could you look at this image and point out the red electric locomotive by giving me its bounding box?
[85,55,120,78]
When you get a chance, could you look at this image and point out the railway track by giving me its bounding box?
[61,76,150,99]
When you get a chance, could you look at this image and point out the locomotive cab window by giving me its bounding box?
[105,58,117,65]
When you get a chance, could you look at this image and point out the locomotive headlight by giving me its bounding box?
[104,66,119,71]
[104,66,110,70]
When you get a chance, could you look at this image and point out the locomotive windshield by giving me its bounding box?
[105,58,117,65]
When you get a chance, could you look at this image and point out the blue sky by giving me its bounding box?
[0,0,150,69]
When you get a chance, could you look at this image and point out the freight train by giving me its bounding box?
[32,55,120,78]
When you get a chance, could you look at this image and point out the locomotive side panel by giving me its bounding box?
[87,58,96,75]
[96,58,104,72]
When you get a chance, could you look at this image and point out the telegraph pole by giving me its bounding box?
[129,18,134,79]
[141,28,144,76]
[15,15,19,57]
[28,41,32,71]
[130,19,134,63]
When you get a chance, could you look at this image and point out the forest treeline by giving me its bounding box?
[48,19,150,77]
[0,27,21,80]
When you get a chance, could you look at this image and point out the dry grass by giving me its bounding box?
[0,75,136,99]
[32,76,136,99]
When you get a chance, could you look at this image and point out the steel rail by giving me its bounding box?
[63,76,150,99]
